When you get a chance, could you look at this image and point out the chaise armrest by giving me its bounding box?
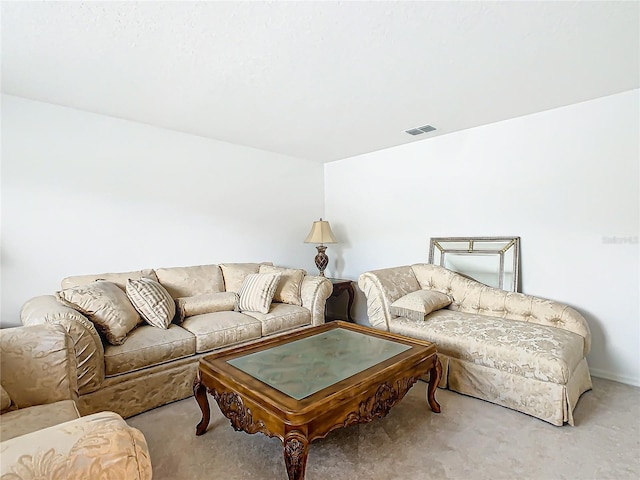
[0,411,152,479]
[21,295,105,394]
[0,324,78,409]
[301,275,333,326]
[358,266,421,331]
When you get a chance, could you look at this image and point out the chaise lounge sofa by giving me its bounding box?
[358,263,592,426]
[20,262,332,419]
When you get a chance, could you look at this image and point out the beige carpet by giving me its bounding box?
[128,377,639,480]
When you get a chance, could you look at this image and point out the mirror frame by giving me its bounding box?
[428,236,521,292]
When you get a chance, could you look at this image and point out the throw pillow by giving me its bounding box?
[220,262,272,293]
[56,280,140,345]
[176,292,239,322]
[259,265,305,306]
[237,273,281,314]
[389,290,452,322]
[126,278,176,329]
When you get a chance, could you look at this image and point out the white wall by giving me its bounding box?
[325,89,640,386]
[1,95,325,326]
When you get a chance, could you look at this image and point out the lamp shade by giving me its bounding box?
[304,219,337,244]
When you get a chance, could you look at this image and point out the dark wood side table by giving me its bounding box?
[327,278,355,323]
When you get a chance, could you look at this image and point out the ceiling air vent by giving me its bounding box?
[405,124,436,136]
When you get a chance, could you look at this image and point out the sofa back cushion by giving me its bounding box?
[220,262,272,293]
[61,269,158,291]
[155,264,224,299]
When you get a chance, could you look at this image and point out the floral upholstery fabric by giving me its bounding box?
[220,263,266,293]
[359,264,593,426]
[0,324,77,409]
[0,400,80,442]
[56,281,141,346]
[389,312,584,384]
[300,275,334,326]
[243,303,311,336]
[20,295,105,395]
[181,311,262,353]
[358,265,420,330]
[0,412,152,480]
[104,324,196,376]
[411,263,591,354]
[175,292,238,322]
[61,269,158,291]
[259,265,305,306]
[155,264,224,298]
[20,263,334,420]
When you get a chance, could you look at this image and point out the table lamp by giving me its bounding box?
[304,218,337,276]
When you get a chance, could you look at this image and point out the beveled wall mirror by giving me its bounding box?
[428,236,521,292]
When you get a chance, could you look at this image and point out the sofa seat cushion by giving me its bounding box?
[0,399,80,441]
[243,303,311,336]
[388,310,584,384]
[104,325,196,376]
[181,311,262,353]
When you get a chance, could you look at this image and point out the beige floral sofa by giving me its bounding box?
[358,264,592,426]
[20,262,332,419]
[0,323,152,479]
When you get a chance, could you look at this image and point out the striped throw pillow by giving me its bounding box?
[237,273,281,314]
[126,278,176,328]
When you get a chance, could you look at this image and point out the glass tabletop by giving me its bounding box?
[227,328,411,400]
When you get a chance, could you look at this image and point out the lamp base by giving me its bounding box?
[314,245,329,277]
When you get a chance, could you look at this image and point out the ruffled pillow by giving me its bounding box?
[389,290,452,322]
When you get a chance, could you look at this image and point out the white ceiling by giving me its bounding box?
[2,1,638,163]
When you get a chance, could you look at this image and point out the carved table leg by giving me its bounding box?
[194,373,211,436]
[283,430,309,480]
[427,356,442,413]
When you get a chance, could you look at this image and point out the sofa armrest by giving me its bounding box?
[0,324,78,409]
[21,295,105,394]
[301,275,333,326]
[358,266,421,331]
[0,411,152,479]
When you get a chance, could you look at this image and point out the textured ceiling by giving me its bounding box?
[2,1,638,162]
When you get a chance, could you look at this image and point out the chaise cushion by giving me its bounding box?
[126,278,176,329]
[243,303,311,336]
[104,325,196,376]
[237,273,281,314]
[56,281,140,345]
[181,311,262,353]
[389,290,452,321]
[389,310,584,384]
[156,264,225,299]
[0,399,80,442]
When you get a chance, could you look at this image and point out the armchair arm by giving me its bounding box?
[0,324,77,409]
[21,295,105,394]
[301,275,333,326]
[0,411,152,480]
[358,266,421,331]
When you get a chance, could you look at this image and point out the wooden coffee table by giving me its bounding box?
[194,321,442,480]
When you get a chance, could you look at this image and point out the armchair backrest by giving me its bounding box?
[0,324,78,411]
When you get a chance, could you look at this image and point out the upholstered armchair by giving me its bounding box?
[0,323,152,479]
